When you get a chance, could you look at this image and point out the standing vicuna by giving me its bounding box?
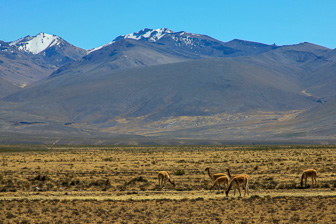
[205,167,227,181]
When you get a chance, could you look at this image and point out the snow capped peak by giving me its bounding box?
[10,32,61,54]
[88,28,174,54]
[115,28,173,42]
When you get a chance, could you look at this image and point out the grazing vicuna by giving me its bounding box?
[158,171,176,188]
[209,175,229,192]
[225,175,249,197]
[301,169,317,188]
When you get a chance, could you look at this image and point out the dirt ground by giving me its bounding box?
[1,145,336,223]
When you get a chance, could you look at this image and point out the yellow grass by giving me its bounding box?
[1,145,336,223]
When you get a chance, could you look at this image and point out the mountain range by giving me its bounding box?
[0,32,86,87]
[0,28,335,144]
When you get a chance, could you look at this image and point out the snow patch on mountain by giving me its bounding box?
[88,40,116,54]
[172,35,196,47]
[88,28,173,54]
[10,32,60,54]
[117,28,173,42]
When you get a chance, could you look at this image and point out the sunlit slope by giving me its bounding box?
[4,57,316,125]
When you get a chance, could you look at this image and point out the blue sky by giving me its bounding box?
[1,0,336,50]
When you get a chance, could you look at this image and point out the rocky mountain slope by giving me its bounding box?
[0,28,335,143]
[0,33,87,87]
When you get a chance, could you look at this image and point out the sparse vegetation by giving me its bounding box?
[1,144,336,223]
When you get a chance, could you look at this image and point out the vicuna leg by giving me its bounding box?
[305,175,308,187]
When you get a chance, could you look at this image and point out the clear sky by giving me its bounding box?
[1,0,336,50]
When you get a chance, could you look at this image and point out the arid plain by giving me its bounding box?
[1,145,336,223]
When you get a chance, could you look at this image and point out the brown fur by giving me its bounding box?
[209,175,229,192]
[301,169,317,187]
[205,167,226,182]
[225,175,249,197]
[226,168,250,180]
[158,171,176,188]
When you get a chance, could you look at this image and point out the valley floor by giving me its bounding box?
[0,145,335,223]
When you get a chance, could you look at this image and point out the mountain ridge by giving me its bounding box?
[0,32,87,87]
[1,28,336,143]
[9,32,61,55]
[49,28,280,81]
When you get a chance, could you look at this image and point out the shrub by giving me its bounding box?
[102,157,114,162]
[174,170,185,175]
[34,174,50,181]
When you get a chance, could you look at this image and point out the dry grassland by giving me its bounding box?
[1,145,336,223]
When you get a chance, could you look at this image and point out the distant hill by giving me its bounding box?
[0,28,335,144]
[5,56,316,119]
[0,76,20,97]
[51,29,278,80]
[89,28,278,57]
[279,98,336,139]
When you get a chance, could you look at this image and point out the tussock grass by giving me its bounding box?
[1,144,336,192]
[1,144,336,222]
[2,196,336,223]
